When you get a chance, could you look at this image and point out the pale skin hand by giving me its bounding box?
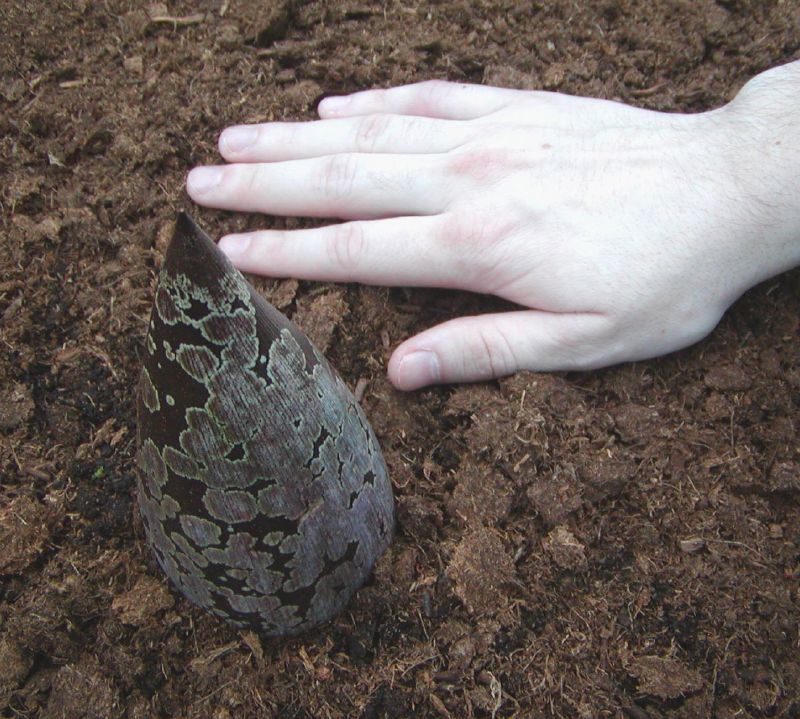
[187,60,800,390]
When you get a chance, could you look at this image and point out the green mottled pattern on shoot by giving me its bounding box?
[136,213,394,637]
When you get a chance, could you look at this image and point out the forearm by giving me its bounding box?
[717,60,800,289]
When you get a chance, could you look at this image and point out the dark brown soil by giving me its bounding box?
[1,2,799,717]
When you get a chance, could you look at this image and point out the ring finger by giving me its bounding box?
[217,213,489,290]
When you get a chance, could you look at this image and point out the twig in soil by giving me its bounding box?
[704,538,768,563]
[88,345,118,380]
[429,693,451,718]
[22,466,51,482]
[513,452,530,472]
[397,653,439,677]
[709,635,735,718]
[354,377,368,403]
[191,678,237,706]
[190,640,239,669]
[487,671,503,719]
[629,81,668,98]
[59,79,87,89]
[149,13,205,27]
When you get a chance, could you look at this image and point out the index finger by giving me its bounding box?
[318,79,521,120]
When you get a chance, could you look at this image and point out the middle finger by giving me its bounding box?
[186,152,450,219]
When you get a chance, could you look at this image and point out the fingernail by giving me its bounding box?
[319,95,349,114]
[187,166,223,195]
[220,126,258,154]
[219,234,251,259]
[397,351,440,390]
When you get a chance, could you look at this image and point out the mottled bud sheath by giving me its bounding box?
[136,213,395,636]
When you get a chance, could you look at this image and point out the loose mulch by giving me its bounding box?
[1,1,798,717]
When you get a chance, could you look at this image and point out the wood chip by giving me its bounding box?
[111,575,174,625]
[679,538,706,554]
[628,655,703,699]
[123,55,144,74]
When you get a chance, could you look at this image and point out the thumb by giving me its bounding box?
[387,311,612,390]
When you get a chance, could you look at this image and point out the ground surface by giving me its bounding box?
[1,1,799,717]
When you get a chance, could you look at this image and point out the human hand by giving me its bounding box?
[187,72,800,390]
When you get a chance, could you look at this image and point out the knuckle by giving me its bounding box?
[241,164,262,200]
[438,209,518,293]
[548,323,594,367]
[549,316,617,371]
[317,153,358,198]
[439,209,510,254]
[279,121,299,148]
[354,113,393,153]
[418,78,451,98]
[369,87,390,106]
[328,222,367,271]
[411,79,455,112]
[402,114,430,141]
[470,324,517,379]
[444,146,511,182]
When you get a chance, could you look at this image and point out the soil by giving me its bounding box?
[1,1,799,718]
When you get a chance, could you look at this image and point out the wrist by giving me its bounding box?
[713,61,800,291]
